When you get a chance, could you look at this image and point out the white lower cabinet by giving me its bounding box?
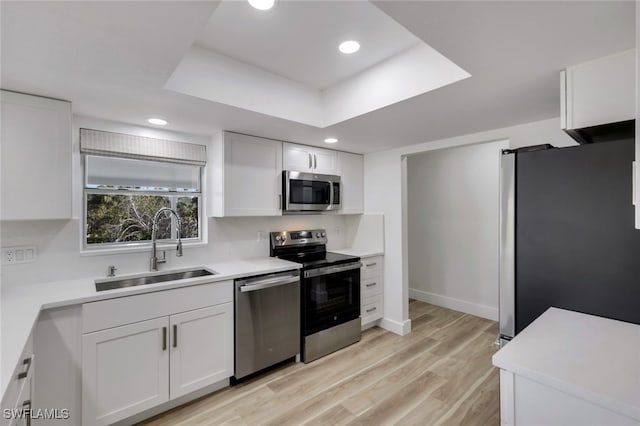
[169,305,233,399]
[360,255,384,328]
[1,333,34,426]
[499,370,639,426]
[81,281,234,425]
[82,318,170,425]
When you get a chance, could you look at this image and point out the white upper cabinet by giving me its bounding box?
[1,90,72,220]
[209,132,283,217]
[283,143,338,174]
[337,151,364,214]
[561,49,635,130]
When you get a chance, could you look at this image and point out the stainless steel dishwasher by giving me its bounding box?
[234,269,300,380]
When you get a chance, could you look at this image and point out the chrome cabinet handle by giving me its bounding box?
[173,325,178,348]
[162,327,167,351]
[308,153,312,169]
[17,357,32,380]
[366,262,377,267]
[279,194,282,210]
[313,154,317,169]
[366,282,377,288]
[366,307,377,313]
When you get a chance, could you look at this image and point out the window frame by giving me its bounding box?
[81,155,204,252]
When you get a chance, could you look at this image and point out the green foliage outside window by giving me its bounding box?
[86,194,199,245]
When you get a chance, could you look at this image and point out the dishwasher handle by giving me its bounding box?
[239,274,299,293]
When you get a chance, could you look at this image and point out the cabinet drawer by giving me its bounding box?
[361,257,382,278]
[1,333,33,423]
[361,276,383,298]
[362,295,383,324]
[83,280,233,333]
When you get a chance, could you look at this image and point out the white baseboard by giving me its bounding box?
[409,288,498,321]
[380,317,412,336]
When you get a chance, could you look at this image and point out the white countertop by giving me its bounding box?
[1,257,300,399]
[492,307,640,421]
[331,248,384,258]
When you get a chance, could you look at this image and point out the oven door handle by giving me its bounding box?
[304,262,362,279]
[239,275,300,292]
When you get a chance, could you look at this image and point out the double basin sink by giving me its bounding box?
[95,268,217,292]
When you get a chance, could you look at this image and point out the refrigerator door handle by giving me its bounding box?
[499,153,516,340]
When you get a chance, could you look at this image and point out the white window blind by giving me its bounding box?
[85,155,200,192]
[79,128,207,165]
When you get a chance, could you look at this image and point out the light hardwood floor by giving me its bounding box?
[139,300,500,426]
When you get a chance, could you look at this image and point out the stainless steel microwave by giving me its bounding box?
[283,171,341,212]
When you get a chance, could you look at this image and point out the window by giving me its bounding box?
[80,129,206,249]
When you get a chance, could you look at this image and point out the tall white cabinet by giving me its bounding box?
[0,90,72,220]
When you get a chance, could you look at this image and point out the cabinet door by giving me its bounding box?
[283,143,338,174]
[310,146,338,174]
[0,90,72,220]
[224,133,282,216]
[169,303,233,399]
[563,49,635,130]
[337,152,363,214]
[82,317,169,426]
[283,143,313,172]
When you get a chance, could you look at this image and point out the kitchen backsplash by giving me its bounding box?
[1,214,373,287]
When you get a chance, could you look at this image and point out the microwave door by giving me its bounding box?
[287,177,331,211]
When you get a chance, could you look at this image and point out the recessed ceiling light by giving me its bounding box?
[147,118,168,126]
[324,138,339,144]
[248,0,275,10]
[338,40,360,54]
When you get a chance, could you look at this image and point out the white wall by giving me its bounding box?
[407,140,508,320]
[364,117,577,334]
[0,115,363,287]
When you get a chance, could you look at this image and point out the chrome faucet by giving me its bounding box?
[150,207,183,271]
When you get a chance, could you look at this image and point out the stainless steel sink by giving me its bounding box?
[95,268,216,292]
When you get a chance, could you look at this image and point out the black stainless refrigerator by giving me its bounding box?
[499,138,640,345]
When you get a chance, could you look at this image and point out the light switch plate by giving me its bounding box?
[2,245,37,265]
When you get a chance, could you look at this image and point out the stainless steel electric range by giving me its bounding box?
[270,229,362,362]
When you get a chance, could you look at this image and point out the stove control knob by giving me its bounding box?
[316,232,321,238]
[321,232,326,238]
[275,235,283,242]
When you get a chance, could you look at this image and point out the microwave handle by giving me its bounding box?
[329,180,334,206]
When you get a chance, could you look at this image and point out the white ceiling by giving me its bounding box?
[196,0,420,90]
[0,1,635,154]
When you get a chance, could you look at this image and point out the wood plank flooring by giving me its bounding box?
[138,300,500,426]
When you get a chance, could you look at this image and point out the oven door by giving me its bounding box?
[302,261,361,336]
[284,171,341,211]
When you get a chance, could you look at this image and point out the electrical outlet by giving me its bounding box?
[257,231,267,242]
[334,226,341,236]
[2,245,37,265]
